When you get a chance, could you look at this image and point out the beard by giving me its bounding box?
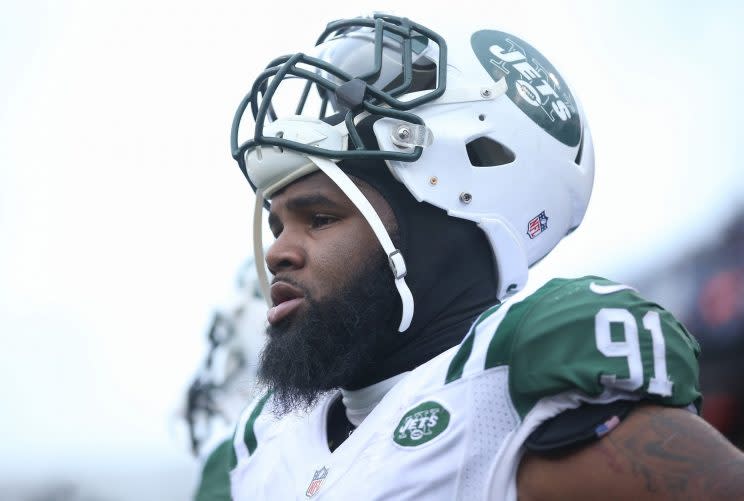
[256,251,399,416]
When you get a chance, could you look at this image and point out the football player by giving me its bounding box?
[196,14,744,500]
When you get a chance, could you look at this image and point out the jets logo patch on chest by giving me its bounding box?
[393,401,451,447]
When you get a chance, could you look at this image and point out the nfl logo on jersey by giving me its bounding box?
[306,466,329,498]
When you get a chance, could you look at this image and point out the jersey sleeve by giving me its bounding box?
[488,276,701,419]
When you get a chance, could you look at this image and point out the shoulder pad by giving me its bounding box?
[486,276,701,418]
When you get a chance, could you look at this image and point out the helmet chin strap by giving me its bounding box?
[251,157,414,333]
[253,188,273,310]
[308,155,413,333]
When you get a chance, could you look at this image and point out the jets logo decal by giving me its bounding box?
[471,30,581,147]
[393,401,451,447]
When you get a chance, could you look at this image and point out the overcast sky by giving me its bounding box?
[1,1,742,499]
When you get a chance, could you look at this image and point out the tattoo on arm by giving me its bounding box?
[604,406,744,499]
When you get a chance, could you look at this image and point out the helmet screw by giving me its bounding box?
[429,176,438,185]
[396,126,411,140]
[459,192,472,204]
[480,88,492,98]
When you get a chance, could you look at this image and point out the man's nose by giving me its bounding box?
[265,230,306,275]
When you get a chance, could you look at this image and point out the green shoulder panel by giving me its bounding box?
[243,391,272,456]
[445,303,503,383]
[485,276,701,419]
[194,391,273,500]
[194,439,233,501]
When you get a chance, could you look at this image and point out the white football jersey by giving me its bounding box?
[197,277,701,500]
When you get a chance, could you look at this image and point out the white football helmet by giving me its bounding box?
[231,14,594,332]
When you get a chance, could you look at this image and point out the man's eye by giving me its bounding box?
[310,214,337,229]
[269,224,283,238]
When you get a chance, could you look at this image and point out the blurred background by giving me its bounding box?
[1,0,743,499]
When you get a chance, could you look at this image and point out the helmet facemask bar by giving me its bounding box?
[230,14,447,189]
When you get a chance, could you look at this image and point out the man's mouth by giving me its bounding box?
[268,281,306,325]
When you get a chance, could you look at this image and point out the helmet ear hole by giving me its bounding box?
[466,137,515,167]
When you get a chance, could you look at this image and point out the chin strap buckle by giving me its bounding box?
[388,249,407,280]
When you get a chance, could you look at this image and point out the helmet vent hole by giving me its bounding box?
[466,137,515,167]
[478,114,486,121]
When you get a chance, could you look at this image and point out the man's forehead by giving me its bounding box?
[269,171,349,208]
[269,170,382,209]
[271,171,335,197]
[267,169,397,231]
